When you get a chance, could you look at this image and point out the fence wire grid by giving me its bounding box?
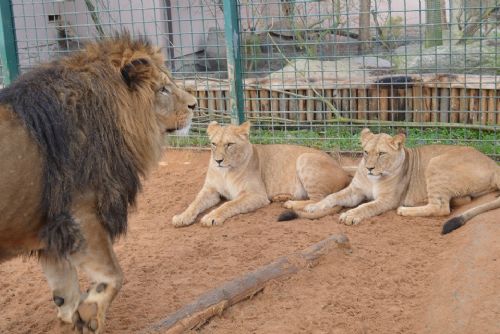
[2,0,500,158]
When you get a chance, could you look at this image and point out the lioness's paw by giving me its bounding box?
[200,214,224,227]
[304,202,326,213]
[339,212,363,226]
[284,200,303,210]
[396,206,411,216]
[172,213,194,227]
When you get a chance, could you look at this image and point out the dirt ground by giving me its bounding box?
[1,149,499,334]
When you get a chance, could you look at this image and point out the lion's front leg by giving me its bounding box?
[284,199,314,210]
[172,187,221,227]
[304,185,365,213]
[200,192,270,227]
[69,202,123,334]
[40,254,81,324]
[340,198,397,225]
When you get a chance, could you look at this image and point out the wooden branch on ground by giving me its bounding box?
[142,234,351,334]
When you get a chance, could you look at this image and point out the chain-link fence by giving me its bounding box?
[0,59,4,87]
[1,0,499,158]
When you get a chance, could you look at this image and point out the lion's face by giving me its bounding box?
[206,121,253,169]
[154,72,196,135]
[360,128,406,179]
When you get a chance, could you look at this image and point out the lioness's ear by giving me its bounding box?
[239,121,251,137]
[206,121,220,137]
[391,132,406,150]
[360,128,374,146]
[120,57,152,89]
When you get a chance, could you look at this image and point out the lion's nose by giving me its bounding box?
[367,167,374,172]
[215,159,223,165]
[188,102,197,110]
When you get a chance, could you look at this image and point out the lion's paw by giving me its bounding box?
[339,212,363,226]
[304,202,325,213]
[396,206,417,216]
[396,206,406,216]
[72,300,102,334]
[271,194,292,202]
[172,213,194,227]
[200,214,224,227]
[284,200,302,210]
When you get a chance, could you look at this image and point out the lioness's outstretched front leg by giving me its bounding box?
[304,184,365,213]
[200,192,270,226]
[339,198,398,225]
[41,254,81,324]
[172,187,221,227]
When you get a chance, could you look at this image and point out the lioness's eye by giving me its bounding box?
[211,142,216,147]
[226,143,235,147]
[378,152,386,156]
[364,151,368,155]
[160,86,171,95]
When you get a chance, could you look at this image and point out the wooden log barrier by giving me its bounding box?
[142,234,351,334]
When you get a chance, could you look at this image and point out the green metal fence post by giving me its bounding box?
[222,0,245,124]
[0,0,19,85]
[424,0,443,47]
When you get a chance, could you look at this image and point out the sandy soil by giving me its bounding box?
[0,149,498,334]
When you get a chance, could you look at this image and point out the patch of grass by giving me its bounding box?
[167,125,499,158]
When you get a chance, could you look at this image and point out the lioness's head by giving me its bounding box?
[206,121,252,169]
[360,128,406,179]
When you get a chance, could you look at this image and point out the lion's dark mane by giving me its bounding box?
[0,47,145,256]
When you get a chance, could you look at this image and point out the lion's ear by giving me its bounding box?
[238,121,251,137]
[360,128,374,146]
[120,58,152,89]
[206,121,220,137]
[391,132,406,150]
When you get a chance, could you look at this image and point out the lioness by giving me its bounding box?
[0,33,196,333]
[172,121,351,227]
[292,128,500,233]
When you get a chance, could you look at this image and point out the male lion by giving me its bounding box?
[290,128,500,233]
[172,121,351,227]
[0,33,196,333]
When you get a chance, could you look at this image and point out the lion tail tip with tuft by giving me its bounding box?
[278,210,299,222]
[442,216,466,235]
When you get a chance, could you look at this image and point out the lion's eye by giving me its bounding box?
[378,152,386,156]
[160,86,171,95]
[364,151,368,155]
[211,142,216,147]
[226,143,235,147]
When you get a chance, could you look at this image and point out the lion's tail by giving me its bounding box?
[278,206,342,221]
[39,212,84,256]
[442,168,500,234]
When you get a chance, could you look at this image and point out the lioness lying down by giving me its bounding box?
[172,121,351,227]
[290,128,500,234]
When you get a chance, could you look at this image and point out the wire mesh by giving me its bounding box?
[0,59,3,86]
[4,0,500,158]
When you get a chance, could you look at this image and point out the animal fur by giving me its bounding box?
[0,33,166,257]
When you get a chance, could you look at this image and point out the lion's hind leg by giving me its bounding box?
[288,153,350,212]
[397,202,451,217]
[296,153,351,201]
[397,157,454,217]
[450,196,472,208]
[41,254,81,324]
